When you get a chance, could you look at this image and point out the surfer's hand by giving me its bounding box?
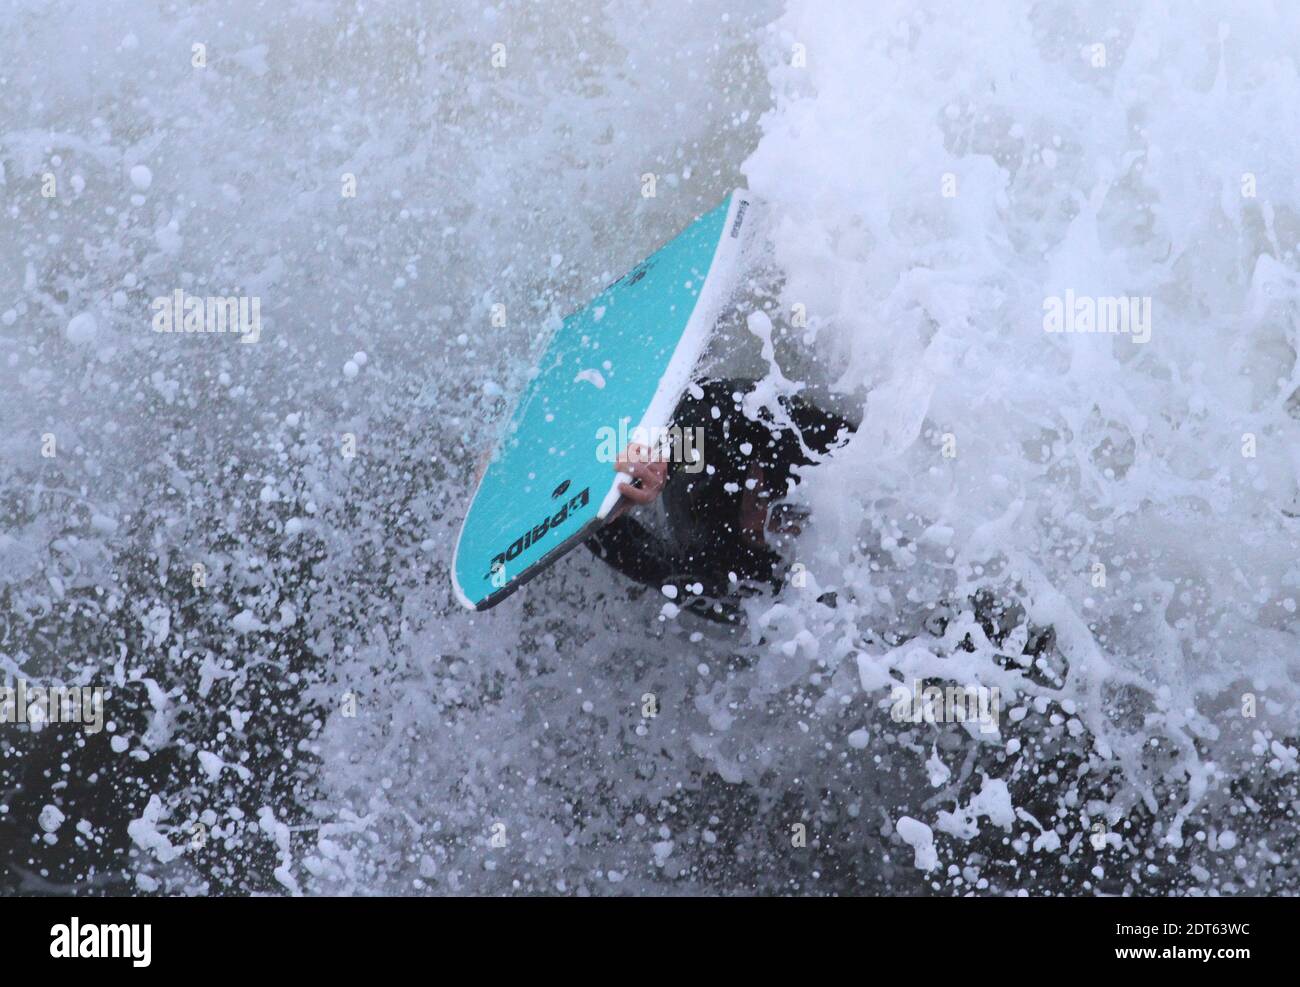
[609,443,668,520]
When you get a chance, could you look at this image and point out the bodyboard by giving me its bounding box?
[451,190,752,610]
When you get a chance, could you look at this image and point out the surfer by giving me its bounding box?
[586,378,854,622]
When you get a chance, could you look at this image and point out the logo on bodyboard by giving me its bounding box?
[729,198,749,238]
[485,486,591,581]
[602,257,656,294]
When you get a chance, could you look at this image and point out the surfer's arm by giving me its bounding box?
[586,516,742,622]
[588,445,706,594]
[586,515,680,585]
[586,442,745,619]
[589,443,673,573]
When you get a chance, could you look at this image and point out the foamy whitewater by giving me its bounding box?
[0,0,1296,895]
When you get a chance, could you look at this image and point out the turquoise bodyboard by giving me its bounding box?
[452,191,752,610]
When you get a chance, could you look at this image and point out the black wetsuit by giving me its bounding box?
[586,378,854,621]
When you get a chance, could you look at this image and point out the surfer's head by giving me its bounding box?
[657,377,856,574]
[662,380,818,550]
[664,436,807,551]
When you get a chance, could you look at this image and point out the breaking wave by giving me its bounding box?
[1,0,1296,895]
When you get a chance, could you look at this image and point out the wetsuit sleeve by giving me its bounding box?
[586,515,680,588]
[586,516,745,623]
